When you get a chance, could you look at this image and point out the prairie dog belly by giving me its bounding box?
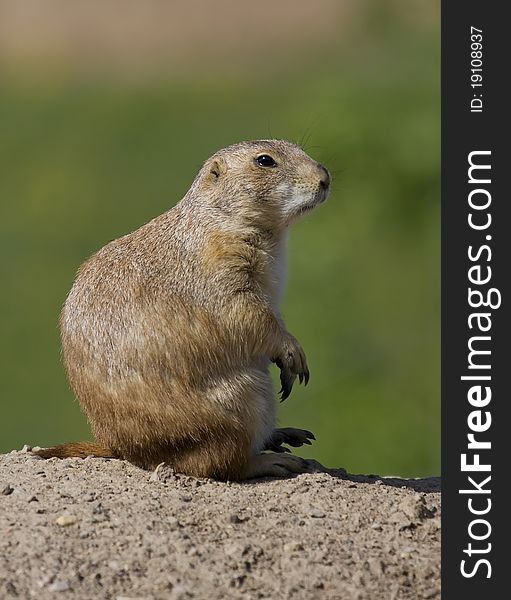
[268,232,289,311]
[205,363,276,453]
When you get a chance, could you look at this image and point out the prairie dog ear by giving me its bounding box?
[209,157,227,181]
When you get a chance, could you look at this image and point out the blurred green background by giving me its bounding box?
[0,1,439,477]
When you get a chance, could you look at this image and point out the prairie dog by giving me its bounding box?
[34,140,330,480]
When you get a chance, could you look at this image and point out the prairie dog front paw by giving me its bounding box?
[273,334,309,401]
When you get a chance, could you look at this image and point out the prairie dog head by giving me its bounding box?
[190,140,330,232]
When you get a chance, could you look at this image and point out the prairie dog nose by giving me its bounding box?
[318,164,331,189]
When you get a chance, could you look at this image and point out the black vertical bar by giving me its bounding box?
[442,1,509,597]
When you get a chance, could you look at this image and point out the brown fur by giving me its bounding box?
[34,442,114,459]
[34,140,330,479]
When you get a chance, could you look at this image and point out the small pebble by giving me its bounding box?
[283,541,304,553]
[310,508,326,518]
[149,462,166,482]
[55,515,77,527]
[48,580,69,593]
[2,484,14,496]
[223,542,249,557]
[229,513,247,524]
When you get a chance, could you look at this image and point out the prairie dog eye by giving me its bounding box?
[256,154,277,168]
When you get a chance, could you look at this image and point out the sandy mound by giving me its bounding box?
[0,449,440,599]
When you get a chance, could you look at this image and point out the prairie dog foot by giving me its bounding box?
[242,452,313,479]
[264,427,316,453]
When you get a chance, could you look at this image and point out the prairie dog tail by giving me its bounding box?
[32,442,114,459]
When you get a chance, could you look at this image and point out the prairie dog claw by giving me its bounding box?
[264,427,316,453]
